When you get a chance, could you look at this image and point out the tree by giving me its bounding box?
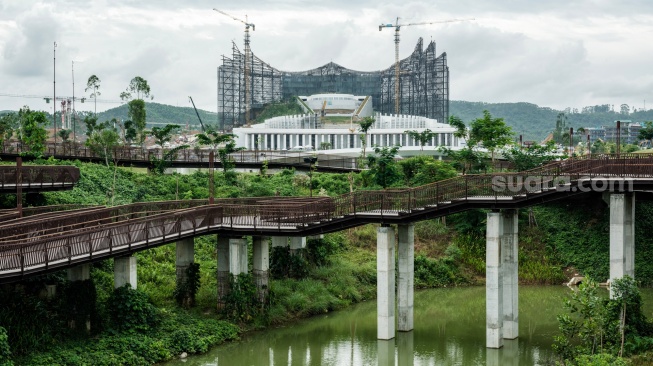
[83,115,99,137]
[398,156,457,186]
[85,122,121,166]
[503,141,558,171]
[196,128,244,185]
[127,99,147,145]
[17,106,48,156]
[448,115,467,139]
[620,104,630,115]
[405,129,437,152]
[638,121,653,147]
[149,124,180,148]
[439,146,488,175]
[319,141,331,150]
[57,129,71,143]
[85,75,101,116]
[358,117,375,159]
[553,112,568,144]
[0,112,18,147]
[123,120,138,144]
[366,145,402,189]
[469,110,513,162]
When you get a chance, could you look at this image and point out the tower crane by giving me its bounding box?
[213,8,255,127]
[379,17,474,115]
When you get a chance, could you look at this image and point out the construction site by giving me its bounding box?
[217,38,449,131]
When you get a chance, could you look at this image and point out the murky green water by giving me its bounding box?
[166,286,653,366]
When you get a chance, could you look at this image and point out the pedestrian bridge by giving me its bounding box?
[0,154,650,349]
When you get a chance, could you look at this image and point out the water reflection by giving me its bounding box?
[166,287,653,366]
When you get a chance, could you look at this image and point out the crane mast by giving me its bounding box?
[379,17,473,115]
[213,8,255,127]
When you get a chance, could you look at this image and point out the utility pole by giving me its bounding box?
[53,41,57,144]
[72,60,77,143]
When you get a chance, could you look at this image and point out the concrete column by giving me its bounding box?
[176,238,194,285]
[229,238,248,275]
[114,256,137,289]
[486,212,503,348]
[67,263,90,282]
[253,236,270,302]
[377,226,395,340]
[610,193,635,298]
[271,236,288,248]
[397,224,414,332]
[217,235,230,308]
[501,210,519,339]
[289,237,306,255]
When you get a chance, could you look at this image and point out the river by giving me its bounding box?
[165,286,653,366]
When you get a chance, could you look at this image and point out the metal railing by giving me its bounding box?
[0,165,80,190]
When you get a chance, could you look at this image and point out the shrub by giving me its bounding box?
[107,284,161,333]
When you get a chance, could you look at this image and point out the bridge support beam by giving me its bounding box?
[377,225,395,340]
[114,256,137,289]
[176,238,194,285]
[67,264,90,282]
[253,236,270,303]
[271,236,288,248]
[289,237,306,255]
[502,210,519,340]
[397,223,414,332]
[217,235,230,309]
[486,211,504,348]
[609,193,635,298]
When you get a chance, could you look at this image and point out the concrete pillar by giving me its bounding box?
[114,256,137,289]
[229,238,248,275]
[176,238,194,285]
[486,212,503,348]
[501,210,519,339]
[397,224,414,332]
[377,226,395,340]
[271,236,288,248]
[610,193,635,298]
[289,236,306,255]
[67,264,90,282]
[217,235,230,308]
[253,236,270,302]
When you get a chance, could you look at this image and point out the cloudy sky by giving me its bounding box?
[1,0,652,115]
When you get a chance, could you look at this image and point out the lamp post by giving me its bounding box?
[304,156,318,197]
[53,42,57,144]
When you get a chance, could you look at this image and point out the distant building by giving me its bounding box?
[584,121,641,144]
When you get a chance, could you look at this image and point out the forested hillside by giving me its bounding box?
[97,102,217,130]
[450,101,653,141]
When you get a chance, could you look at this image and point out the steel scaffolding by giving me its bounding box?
[218,38,449,131]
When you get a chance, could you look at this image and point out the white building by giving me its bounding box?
[234,107,464,157]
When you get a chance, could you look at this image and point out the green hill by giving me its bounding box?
[450,101,653,141]
[96,102,218,130]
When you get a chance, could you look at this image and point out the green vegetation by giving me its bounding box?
[554,277,653,364]
[253,100,303,123]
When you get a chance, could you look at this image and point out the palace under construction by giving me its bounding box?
[218,38,449,131]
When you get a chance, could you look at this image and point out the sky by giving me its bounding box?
[1,0,652,115]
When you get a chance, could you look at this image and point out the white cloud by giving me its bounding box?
[1,0,652,115]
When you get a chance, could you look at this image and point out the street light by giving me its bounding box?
[304,156,318,197]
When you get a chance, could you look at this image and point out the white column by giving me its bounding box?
[176,238,194,285]
[486,211,503,348]
[502,210,519,339]
[397,224,414,332]
[229,238,248,275]
[377,226,395,340]
[114,256,137,289]
[217,235,230,307]
[253,236,270,302]
[610,193,635,298]
[271,236,288,248]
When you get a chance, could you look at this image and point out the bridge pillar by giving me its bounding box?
[486,211,504,348]
[114,256,137,289]
[271,236,288,248]
[609,193,635,298]
[397,223,414,332]
[67,264,90,282]
[289,237,306,255]
[217,235,230,309]
[377,225,395,340]
[229,238,248,275]
[176,238,194,285]
[253,236,270,303]
[501,209,519,340]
